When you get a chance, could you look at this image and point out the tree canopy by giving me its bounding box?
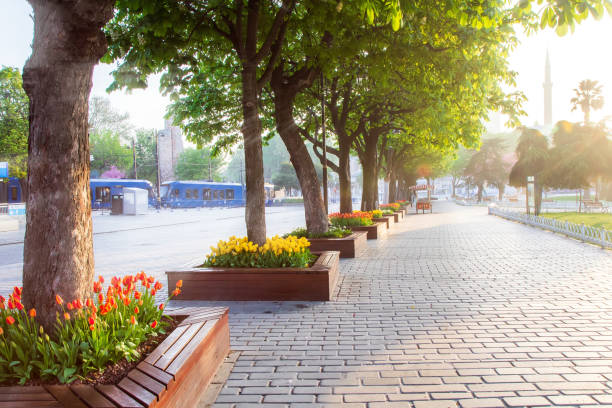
[0,67,28,178]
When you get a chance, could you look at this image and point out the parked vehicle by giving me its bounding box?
[160,181,277,208]
[90,179,156,210]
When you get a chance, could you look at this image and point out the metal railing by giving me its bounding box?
[489,206,612,249]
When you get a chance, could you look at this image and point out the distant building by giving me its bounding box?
[157,118,184,183]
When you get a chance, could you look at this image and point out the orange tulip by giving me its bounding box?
[89,324,95,331]
[123,297,131,306]
[6,316,15,325]
[130,315,136,325]
[176,280,183,288]
[98,275,105,283]
[63,312,70,320]
[159,303,164,311]
[29,308,36,317]
[0,327,3,335]
[88,316,95,325]
[154,281,163,291]
[14,301,23,311]
[147,276,155,283]
[151,320,158,329]
[55,294,63,305]
[98,293,104,303]
[66,302,74,311]
[0,295,4,303]
[150,289,156,296]
[134,306,139,314]
[86,298,94,308]
[134,291,141,300]
[172,288,181,297]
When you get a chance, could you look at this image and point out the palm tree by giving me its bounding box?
[509,128,549,215]
[570,79,604,124]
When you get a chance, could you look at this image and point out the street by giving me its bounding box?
[0,205,320,293]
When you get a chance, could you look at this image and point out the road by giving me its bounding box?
[0,205,323,292]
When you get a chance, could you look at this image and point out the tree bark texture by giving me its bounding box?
[388,172,397,203]
[360,146,379,211]
[338,144,352,213]
[241,65,267,245]
[21,0,115,330]
[271,65,328,234]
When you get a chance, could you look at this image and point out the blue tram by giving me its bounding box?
[160,181,245,208]
[90,179,156,209]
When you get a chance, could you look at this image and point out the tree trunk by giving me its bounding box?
[360,144,378,211]
[388,171,397,203]
[498,184,504,201]
[338,144,352,213]
[534,182,543,216]
[477,184,483,203]
[21,0,115,330]
[271,68,328,234]
[242,65,266,245]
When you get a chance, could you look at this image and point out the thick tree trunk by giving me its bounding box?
[388,170,397,203]
[271,70,328,234]
[498,184,504,201]
[21,0,115,330]
[534,182,543,216]
[242,66,266,245]
[360,147,378,211]
[338,144,352,213]
[477,184,483,203]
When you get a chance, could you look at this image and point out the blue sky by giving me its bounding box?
[2,2,612,133]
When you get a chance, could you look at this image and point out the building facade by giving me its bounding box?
[157,118,184,184]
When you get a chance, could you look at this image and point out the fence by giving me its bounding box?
[488,206,612,249]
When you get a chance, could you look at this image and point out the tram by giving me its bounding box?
[90,179,156,209]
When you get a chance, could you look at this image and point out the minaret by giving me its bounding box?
[543,50,552,126]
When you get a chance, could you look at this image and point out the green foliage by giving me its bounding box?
[271,162,300,193]
[0,273,179,384]
[544,121,612,189]
[509,128,550,187]
[90,130,133,177]
[174,148,224,181]
[285,226,351,239]
[133,129,158,185]
[463,138,510,190]
[570,79,605,124]
[88,96,132,141]
[0,67,28,178]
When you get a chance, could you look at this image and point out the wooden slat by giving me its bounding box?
[117,378,156,407]
[165,319,217,375]
[71,385,115,408]
[136,362,174,386]
[0,386,47,394]
[143,324,189,365]
[0,392,56,401]
[0,402,60,407]
[127,370,165,397]
[95,385,143,408]
[45,385,89,408]
[153,322,204,370]
[180,310,226,326]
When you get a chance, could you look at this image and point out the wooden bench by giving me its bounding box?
[581,200,608,213]
[0,307,230,408]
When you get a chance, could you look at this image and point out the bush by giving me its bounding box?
[285,226,352,239]
[381,209,395,216]
[329,211,373,227]
[204,235,313,268]
[0,274,182,385]
[281,198,304,204]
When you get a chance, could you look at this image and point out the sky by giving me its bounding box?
[2,2,612,133]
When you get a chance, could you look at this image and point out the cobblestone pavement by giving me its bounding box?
[175,201,612,408]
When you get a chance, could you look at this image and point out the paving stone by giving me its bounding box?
[205,202,612,407]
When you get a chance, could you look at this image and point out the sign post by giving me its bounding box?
[526,176,535,215]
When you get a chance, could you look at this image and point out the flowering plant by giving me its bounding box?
[329,212,373,227]
[285,226,352,239]
[0,273,182,384]
[204,235,313,268]
[370,210,383,219]
[380,203,400,210]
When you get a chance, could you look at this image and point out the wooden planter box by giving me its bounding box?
[307,231,367,258]
[395,210,404,220]
[0,307,230,408]
[166,251,340,301]
[373,217,390,229]
[350,222,387,239]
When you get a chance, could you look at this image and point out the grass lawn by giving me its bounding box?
[547,195,579,202]
[541,212,612,230]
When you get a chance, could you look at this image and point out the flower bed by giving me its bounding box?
[372,215,391,229]
[0,274,181,386]
[349,222,387,239]
[0,306,230,408]
[380,203,401,211]
[329,211,373,228]
[285,226,352,239]
[167,251,340,301]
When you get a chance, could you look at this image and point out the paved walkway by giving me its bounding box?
[174,201,612,408]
